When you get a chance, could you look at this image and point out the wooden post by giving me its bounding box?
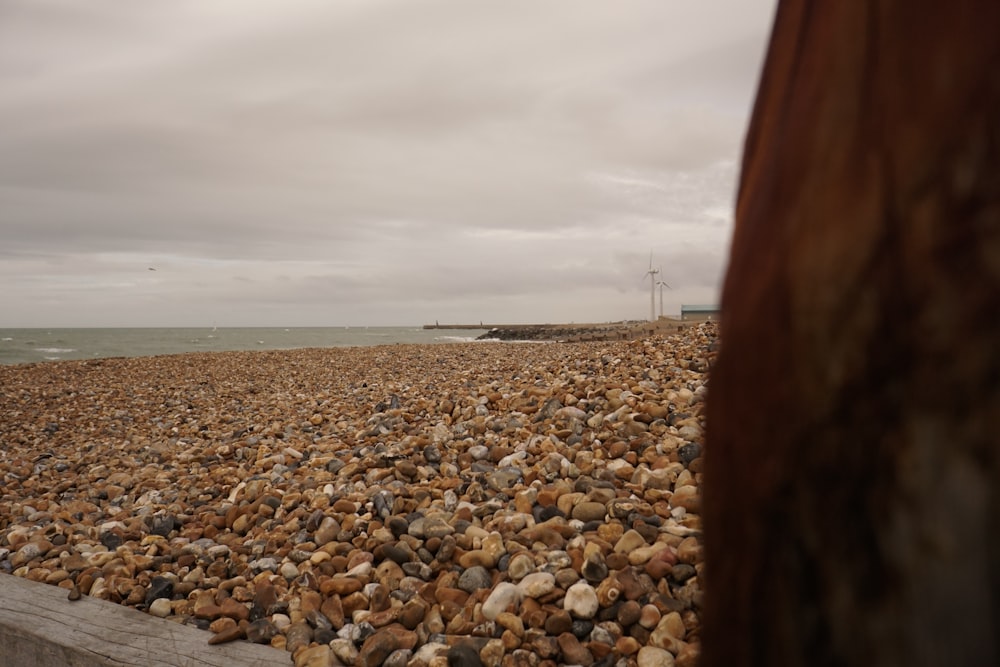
[703,2,1000,666]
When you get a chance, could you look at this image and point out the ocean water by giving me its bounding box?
[0,327,489,366]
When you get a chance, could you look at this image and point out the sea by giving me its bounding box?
[0,327,490,366]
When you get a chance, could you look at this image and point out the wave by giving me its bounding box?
[434,335,481,343]
[34,347,76,354]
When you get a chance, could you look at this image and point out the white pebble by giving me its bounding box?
[148,598,172,618]
[482,582,521,621]
[564,580,599,619]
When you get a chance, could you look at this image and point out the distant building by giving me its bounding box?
[681,304,720,320]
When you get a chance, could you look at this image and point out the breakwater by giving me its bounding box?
[431,320,692,342]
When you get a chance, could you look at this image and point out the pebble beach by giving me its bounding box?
[0,323,716,667]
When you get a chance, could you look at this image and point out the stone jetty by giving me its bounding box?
[0,322,716,667]
[474,322,656,343]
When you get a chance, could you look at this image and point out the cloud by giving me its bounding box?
[0,0,776,326]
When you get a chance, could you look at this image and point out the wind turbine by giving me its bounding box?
[643,254,660,322]
[655,267,672,318]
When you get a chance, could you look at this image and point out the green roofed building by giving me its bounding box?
[680,304,720,320]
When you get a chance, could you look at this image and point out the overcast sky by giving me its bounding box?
[1,0,776,328]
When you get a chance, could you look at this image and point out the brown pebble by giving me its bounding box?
[435,586,469,606]
[676,536,702,565]
[523,608,548,630]
[399,598,428,630]
[358,627,401,667]
[341,591,369,616]
[251,580,277,614]
[639,604,662,630]
[285,620,313,654]
[557,632,594,666]
[209,617,237,634]
[333,498,359,514]
[645,556,673,580]
[675,641,701,667]
[616,569,650,600]
[605,552,630,570]
[323,576,363,596]
[544,609,573,635]
[208,621,246,645]
[617,599,642,627]
[299,589,322,614]
[246,618,280,644]
[194,603,224,620]
[616,635,642,655]
[321,594,345,629]
[366,607,400,628]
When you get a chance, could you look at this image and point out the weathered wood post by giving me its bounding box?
[703,2,1000,665]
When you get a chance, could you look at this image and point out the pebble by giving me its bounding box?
[457,566,492,593]
[246,618,280,644]
[516,572,556,599]
[383,649,412,667]
[615,529,649,554]
[564,581,600,619]
[330,639,359,664]
[571,501,607,522]
[447,644,484,667]
[481,582,521,621]
[638,646,676,667]
[358,628,401,667]
[148,597,172,618]
[207,621,245,645]
[557,632,594,666]
[545,610,573,635]
[617,599,642,626]
[0,324,715,663]
[639,604,663,630]
[294,645,335,667]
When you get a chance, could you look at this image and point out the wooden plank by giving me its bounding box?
[0,574,289,667]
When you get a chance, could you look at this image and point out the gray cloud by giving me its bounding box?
[0,0,776,326]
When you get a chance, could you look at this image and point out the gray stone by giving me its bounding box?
[485,468,522,491]
[458,566,493,593]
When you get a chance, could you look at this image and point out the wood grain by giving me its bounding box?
[0,574,289,667]
[703,2,1000,666]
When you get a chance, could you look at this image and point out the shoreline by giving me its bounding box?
[0,326,491,367]
[0,323,716,666]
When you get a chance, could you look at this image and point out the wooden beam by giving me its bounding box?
[0,574,289,667]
